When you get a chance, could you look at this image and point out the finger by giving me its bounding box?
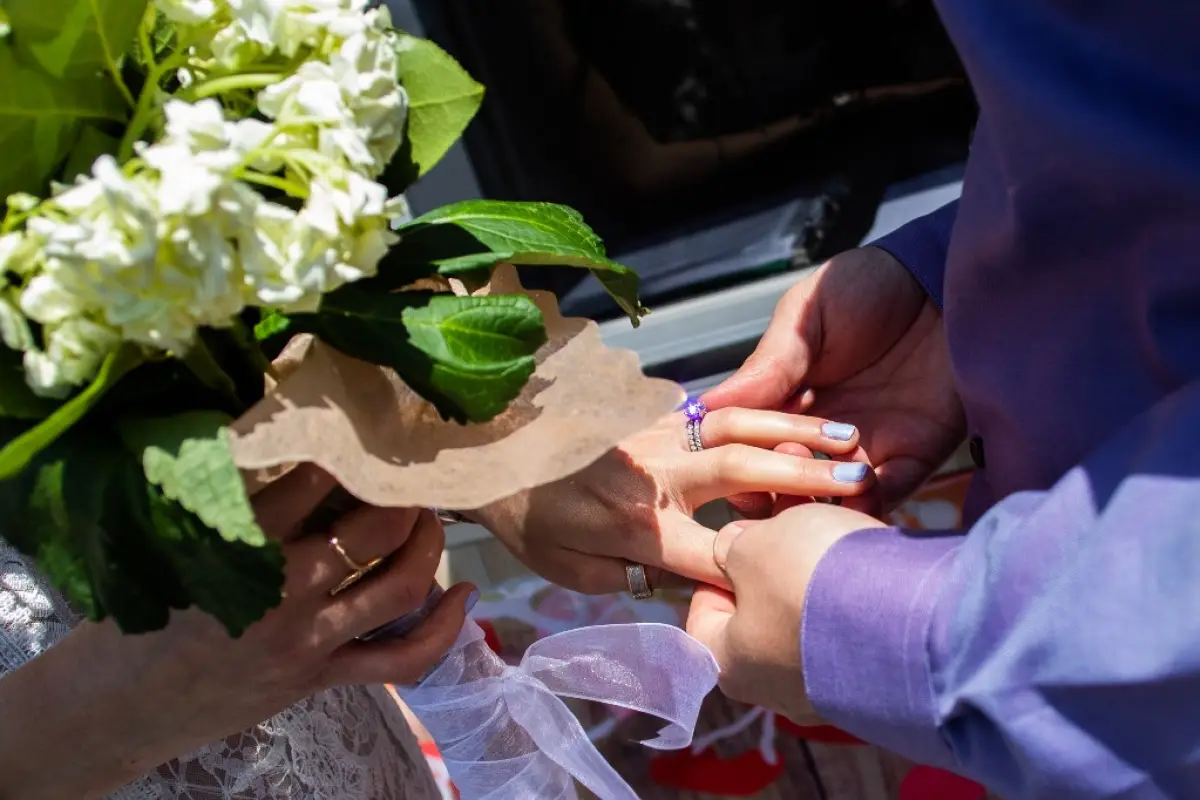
[253,463,339,541]
[697,408,860,454]
[709,400,829,515]
[601,511,732,591]
[323,582,475,686]
[323,510,446,640]
[286,506,421,599]
[702,287,816,411]
[772,442,817,513]
[678,445,877,508]
[685,583,735,669]
[710,519,753,574]
[518,547,630,596]
[726,493,774,520]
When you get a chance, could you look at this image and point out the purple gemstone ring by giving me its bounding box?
[683,398,707,452]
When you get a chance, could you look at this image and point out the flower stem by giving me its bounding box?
[237,170,308,199]
[188,73,283,100]
[230,318,279,381]
[117,54,188,163]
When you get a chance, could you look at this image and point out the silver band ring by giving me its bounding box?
[625,562,654,600]
[683,398,707,452]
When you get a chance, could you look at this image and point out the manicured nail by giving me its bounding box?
[465,588,480,614]
[822,422,857,441]
[832,462,869,483]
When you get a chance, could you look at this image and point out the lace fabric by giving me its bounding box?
[0,539,440,800]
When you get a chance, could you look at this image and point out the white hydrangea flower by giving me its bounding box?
[45,318,122,386]
[40,156,159,277]
[0,231,41,277]
[138,99,277,215]
[258,61,376,171]
[158,0,218,24]
[328,7,406,170]
[272,0,368,54]
[206,0,368,68]
[21,153,250,364]
[240,168,400,311]
[21,318,121,399]
[257,15,405,175]
[19,273,87,325]
[22,350,67,399]
[0,294,34,352]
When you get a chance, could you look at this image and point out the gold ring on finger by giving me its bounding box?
[328,536,384,597]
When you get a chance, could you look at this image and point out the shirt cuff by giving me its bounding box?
[801,526,960,768]
[867,200,958,309]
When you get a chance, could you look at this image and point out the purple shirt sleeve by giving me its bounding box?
[801,379,1200,798]
[867,200,958,309]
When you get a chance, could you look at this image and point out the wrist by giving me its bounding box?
[0,623,191,798]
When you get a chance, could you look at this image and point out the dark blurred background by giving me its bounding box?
[407,0,976,318]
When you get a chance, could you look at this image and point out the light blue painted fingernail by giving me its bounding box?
[833,462,870,483]
[465,588,480,615]
[822,422,857,441]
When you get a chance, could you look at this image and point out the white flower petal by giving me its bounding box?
[0,295,34,351]
[20,275,85,324]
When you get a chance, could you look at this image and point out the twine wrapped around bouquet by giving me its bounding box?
[230,267,721,799]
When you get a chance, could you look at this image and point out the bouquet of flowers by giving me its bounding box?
[0,3,720,797]
[0,0,666,631]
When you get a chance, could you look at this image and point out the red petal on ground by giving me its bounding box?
[776,717,866,745]
[899,766,987,800]
[649,748,785,795]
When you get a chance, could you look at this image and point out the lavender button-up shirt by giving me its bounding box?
[800,3,1200,798]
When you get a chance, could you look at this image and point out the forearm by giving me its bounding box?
[0,623,187,799]
[802,379,1200,796]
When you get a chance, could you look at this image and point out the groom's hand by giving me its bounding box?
[686,503,882,724]
[468,409,876,595]
[704,246,965,515]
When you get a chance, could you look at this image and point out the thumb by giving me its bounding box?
[686,583,735,668]
[703,290,816,410]
[711,519,756,577]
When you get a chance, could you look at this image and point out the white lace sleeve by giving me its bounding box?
[0,539,440,800]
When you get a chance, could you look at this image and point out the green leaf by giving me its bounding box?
[0,343,140,479]
[383,200,646,324]
[59,121,120,183]
[132,475,284,638]
[0,45,125,199]
[0,345,55,419]
[3,0,147,84]
[382,31,484,191]
[0,420,283,635]
[297,288,546,423]
[254,307,292,341]
[118,410,266,547]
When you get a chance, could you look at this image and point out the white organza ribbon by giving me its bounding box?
[396,619,719,800]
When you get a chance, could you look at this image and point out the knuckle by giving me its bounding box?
[703,406,734,432]
[716,444,755,478]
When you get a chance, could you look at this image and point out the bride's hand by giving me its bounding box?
[0,465,474,800]
[469,409,874,594]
